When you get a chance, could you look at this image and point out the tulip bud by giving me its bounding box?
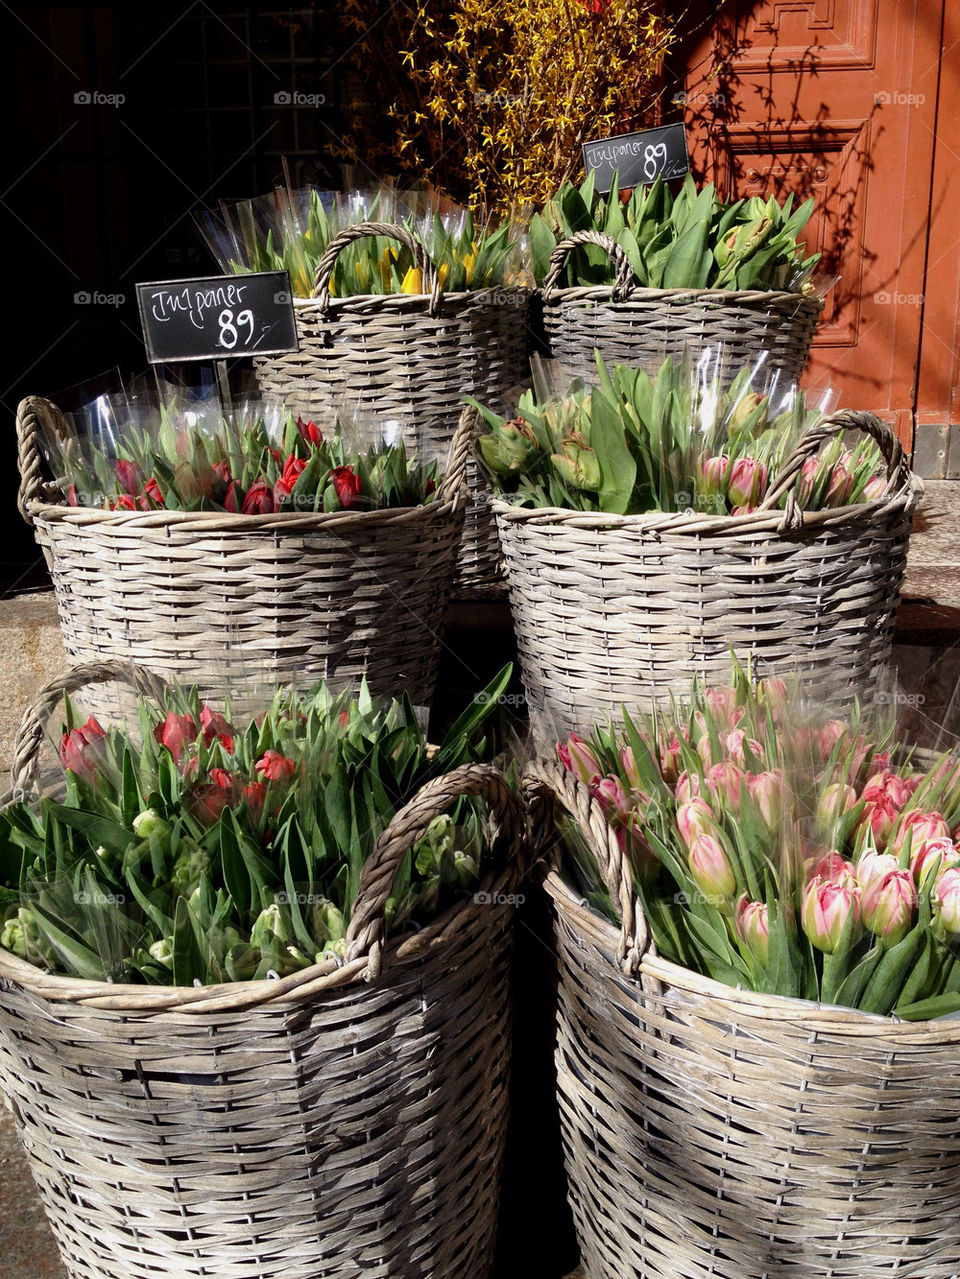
[890,810,950,858]
[756,676,789,720]
[801,875,862,953]
[708,761,744,814]
[911,836,960,887]
[698,454,729,500]
[654,734,683,784]
[724,729,762,768]
[251,903,292,950]
[148,938,174,969]
[620,745,646,790]
[557,734,601,786]
[822,454,855,507]
[478,418,539,474]
[170,842,212,898]
[688,832,736,902]
[59,715,108,783]
[727,391,767,435]
[154,711,198,769]
[817,782,857,826]
[863,770,912,808]
[676,797,717,849]
[550,433,602,491]
[807,851,857,888]
[856,795,898,851]
[746,770,781,827]
[862,472,888,501]
[861,868,917,948]
[594,775,631,821]
[132,808,167,838]
[935,867,960,936]
[675,770,717,805]
[794,455,821,507]
[855,849,899,892]
[735,894,769,965]
[727,457,768,508]
[0,914,25,958]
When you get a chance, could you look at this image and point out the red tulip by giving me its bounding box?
[59,715,107,782]
[187,783,234,826]
[243,781,268,824]
[111,494,137,511]
[331,465,362,509]
[213,459,232,485]
[255,750,297,782]
[224,481,241,513]
[67,484,79,506]
[801,875,862,953]
[114,458,141,495]
[210,767,237,792]
[138,477,165,510]
[200,704,235,753]
[154,711,198,769]
[296,415,323,445]
[273,454,308,506]
[241,480,275,515]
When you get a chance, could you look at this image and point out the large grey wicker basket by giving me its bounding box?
[540,229,823,384]
[0,664,528,1279]
[16,397,474,724]
[252,221,531,596]
[494,410,921,739]
[527,758,960,1279]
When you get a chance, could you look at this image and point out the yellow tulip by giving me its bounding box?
[401,266,423,293]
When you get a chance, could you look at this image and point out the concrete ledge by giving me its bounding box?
[0,591,65,779]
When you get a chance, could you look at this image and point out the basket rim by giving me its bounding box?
[490,486,919,536]
[23,489,461,534]
[290,283,532,314]
[539,283,826,309]
[544,867,960,1039]
[0,861,517,1014]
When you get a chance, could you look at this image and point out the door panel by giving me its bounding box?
[679,0,945,447]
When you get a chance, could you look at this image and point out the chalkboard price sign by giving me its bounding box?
[582,123,689,195]
[136,271,299,364]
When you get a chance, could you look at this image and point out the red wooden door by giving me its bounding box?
[677,0,946,451]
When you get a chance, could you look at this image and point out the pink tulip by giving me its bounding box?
[801,875,862,953]
[724,729,762,768]
[862,472,887,501]
[911,836,960,887]
[688,832,736,901]
[863,770,912,809]
[58,715,107,783]
[935,868,960,935]
[816,720,848,762]
[676,798,717,849]
[794,455,821,507]
[154,711,198,769]
[746,770,782,827]
[620,745,645,791]
[861,868,916,947]
[891,810,950,856]
[727,456,768,508]
[807,851,857,888]
[557,734,601,786]
[735,894,769,965]
[823,452,855,508]
[756,676,788,719]
[817,782,857,826]
[594,775,631,821]
[699,453,729,499]
[856,849,899,892]
[704,685,738,723]
[856,795,899,851]
[617,812,659,884]
[655,733,683,783]
[675,770,717,805]
[708,761,744,813]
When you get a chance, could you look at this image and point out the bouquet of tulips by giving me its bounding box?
[35,382,442,515]
[195,178,532,299]
[0,667,514,985]
[556,667,960,1019]
[471,351,882,516]
[529,171,825,294]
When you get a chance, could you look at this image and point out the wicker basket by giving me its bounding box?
[253,221,532,597]
[526,758,960,1279]
[494,410,922,740]
[16,397,476,724]
[0,663,528,1279]
[540,229,823,384]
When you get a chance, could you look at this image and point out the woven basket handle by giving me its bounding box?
[542,229,635,302]
[11,660,170,799]
[441,405,478,507]
[17,396,66,526]
[312,220,441,315]
[522,758,651,978]
[760,409,912,517]
[344,763,526,980]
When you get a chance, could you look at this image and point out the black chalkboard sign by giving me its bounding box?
[136,271,299,364]
[582,124,690,195]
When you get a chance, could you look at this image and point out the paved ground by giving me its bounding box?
[0,481,958,1278]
